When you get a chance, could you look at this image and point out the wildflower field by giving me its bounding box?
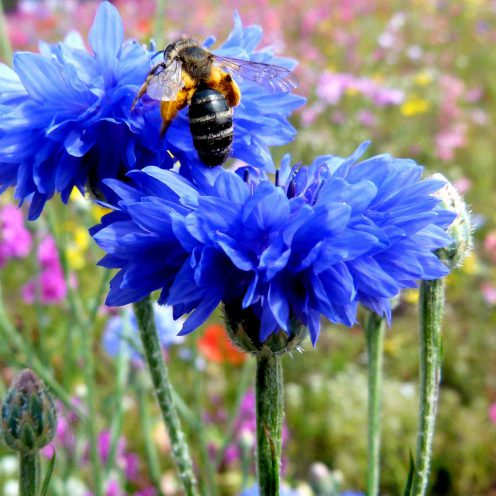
[0,0,495,495]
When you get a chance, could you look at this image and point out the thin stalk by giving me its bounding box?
[190,342,217,496]
[80,312,103,496]
[88,269,112,324]
[133,296,198,496]
[0,0,12,63]
[215,359,253,469]
[171,388,200,429]
[365,312,385,496]
[136,372,165,496]
[240,441,251,492]
[411,279,445,496]
[19,452,39,496]
[105,324,130,474]
[32,226,47,362]
[256,348,283,496]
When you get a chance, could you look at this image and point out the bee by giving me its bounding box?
[131,39,299,167]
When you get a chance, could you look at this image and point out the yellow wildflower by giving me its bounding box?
[92,204,111,222]
[400,97,430,116]
[414,72,432,86]
[402,289,419,304]
[66,246,85,271]
[73,226,90,251]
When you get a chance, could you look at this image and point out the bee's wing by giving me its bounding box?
[146,59,184,101]
[213,55,299,93]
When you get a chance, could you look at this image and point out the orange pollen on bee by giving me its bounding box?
[205,66,241,107]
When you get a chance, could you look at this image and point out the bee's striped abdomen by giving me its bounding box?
[189,88,233,167]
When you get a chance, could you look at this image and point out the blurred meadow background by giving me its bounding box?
[0,0,496,494]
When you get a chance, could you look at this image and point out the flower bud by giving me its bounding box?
[223,300,308,355]
[432,173,473,269]
[1,369,57,453]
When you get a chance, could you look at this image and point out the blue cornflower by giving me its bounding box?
[159,12,305,172]
[0,5,301,219]
[0,2,170,219]
[90,143,455,345]
[103,304,184,365]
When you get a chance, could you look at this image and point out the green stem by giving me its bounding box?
[411,279,444,496]
[133,297,198,496]
[365,312,385,496]
[0,0,12,63]
[256,349,283,496]
[19,451,39,496]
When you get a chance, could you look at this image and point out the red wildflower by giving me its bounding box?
[198,324,247,365]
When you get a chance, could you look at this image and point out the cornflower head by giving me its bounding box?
[91,142,455,347]
[0,3,303,219]
[0,1,168,219]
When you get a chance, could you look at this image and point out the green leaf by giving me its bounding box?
[403,450,415,496]
[40,451,56,496]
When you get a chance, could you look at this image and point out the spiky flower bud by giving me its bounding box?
[223,300,308,355]
[432,173,473,269]
[1,369,56,453]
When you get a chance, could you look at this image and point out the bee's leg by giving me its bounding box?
[207,67,241,107]
[131,63,166,111]
[159,88,191,137]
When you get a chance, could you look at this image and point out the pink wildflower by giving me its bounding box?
[435,122,467,161]
[317,72,354,105]
[134,489,157,496]
[357,109,377,127]
[484,232,496,263]
[22,234,70,305]
[453,177,472,195]
[0,205,32,266]
[489,403,496,424]
[317,71,404,107]
[481,283,496,306]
